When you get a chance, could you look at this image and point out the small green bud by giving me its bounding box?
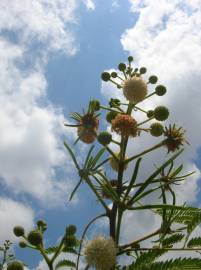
[154,106,169,121]
[101,72,110,82]
[106,111,118,123]
[13,226,24,237]
[139,67,147,74]
[155,85,167,96]
[149,75,158,84]
[27,230,43,246]
[66,225,77,235]
[128,56,133,62]
[97,132,112,146]
[118,63,126,71]
[7,261,24,270]
[147,110,154,118]
[37,220,47,227]
[111,72,117,78]
[65,235,77,247]
[109,98,120,108]
[19,241,27,248]
[90,100,100,111]
[150,122,164,137]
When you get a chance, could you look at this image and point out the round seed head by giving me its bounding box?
[147,110,154,118]
[101,72,110,82]
[149,75,158,84]
[128,56,134,62]
[97,132,112,146]
[150,122,164,137]
[139,67,147,74]
[118,63,126,71]
[155,85,167,96]
[7,261,24,270]
[154,106,169,121]
[13,226,25,237]
[111,72,117,78]
[27,230,43,246]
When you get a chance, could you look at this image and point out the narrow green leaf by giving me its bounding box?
[64,141,80,170]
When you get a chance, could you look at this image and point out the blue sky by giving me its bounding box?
[0,0,201,269]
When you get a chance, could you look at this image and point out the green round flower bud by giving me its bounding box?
[37,220,47,227]
[155,85,167,96]
[150,122,164,137]
[149,75,158,84]
[118,63,126,71]
[147,110,154,118]
[106,111,118,123]
[97,132,112,146]
[19,241,27,248]
[128,56,133,62]
[154,106,169,121]
[7,261,24,270]
[13,226,24,237]
[66,225,77,235]
[109,98,120,108]
[90,100,100,111]
[111,72,117,78]
[27,230,43,246]
[101,72,110,82]
[139,67,147,74]
[65,235,77,247]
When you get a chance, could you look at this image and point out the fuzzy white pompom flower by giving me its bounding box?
[123,77,148,103]
[84,236,117,270]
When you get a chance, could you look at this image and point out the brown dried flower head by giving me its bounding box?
[111,114,138,137]
[163,124,188,153]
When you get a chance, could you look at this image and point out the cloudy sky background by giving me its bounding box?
[0,0,201,269]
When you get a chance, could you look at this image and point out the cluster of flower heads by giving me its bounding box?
[65,56,187,171]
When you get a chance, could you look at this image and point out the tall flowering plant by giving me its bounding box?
[11,57,201,270]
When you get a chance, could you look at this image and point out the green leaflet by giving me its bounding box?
[55,259,76,269]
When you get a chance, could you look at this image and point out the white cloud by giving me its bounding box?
[83,0,95,10]
[0,0,78,54]
[0,197,34,243]
[0,1,80,206]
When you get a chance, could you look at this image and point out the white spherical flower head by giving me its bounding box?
[84,236,117,270]
[123,77,148,103]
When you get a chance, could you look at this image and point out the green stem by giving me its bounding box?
[38,246,52,270]
[137,116,154,127]
[118,229,160,251]
[100,105,122,114]
[133,105,147,113]
[50,237,65,264]
[125,142,164,164]
[85,177,110,212]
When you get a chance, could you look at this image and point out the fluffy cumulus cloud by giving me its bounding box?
[0,0,81,208]
[0,197,34,243]
[101,0,201,259]
[0,0,78,54]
